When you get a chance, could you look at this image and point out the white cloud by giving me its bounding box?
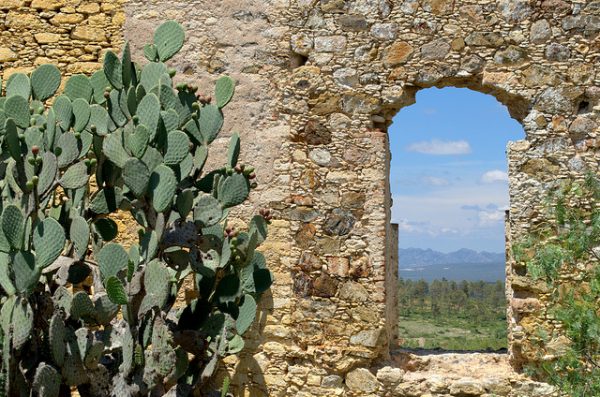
[422,176,449,186]
[481,170,509,184]
[406,139,471,155]
[477,209,506,225]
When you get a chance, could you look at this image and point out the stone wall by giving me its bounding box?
[5,0,600,396]
[0,0,125,80]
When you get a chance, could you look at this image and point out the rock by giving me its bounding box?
[345,368,380,393]
[449,378,485,395]
[314,36,347,53]
[370,23,398,40]
[569,116,596,135]
[482,378,512,396]
[291,33,313,56]
[523,65,558,88]
[293,271,313,297]
[333,67,359,88]
[72,26,107,42]
[313,274,338,297]
[298,119,332,145]
[338,281,369,302]
[520,158,560,177]
[320,0,345,12]
[383,41,414,66]
[535,88,573,114]
[295,223,317,249]
[323,209,355,236]
[30,0,63,9]
[322,374,343,388]
[327,256,349,277]
[425,375,448,393]
[465,32,504,47]
[420,39,450,60]
[422,0,454,15]
[298,252,322,272]
[350,328,384,348]
[34,33,61,44]
[494,45,527,64]
[511,298,542,313]
[51,13,85,25]
[497,0,532,22]
[375,366,404,386]
[0,47,18,63]
[460,55,484,73]
[545,43,571,61]
[337,14,369,31]
[341,191,365,209]
[309,148,332,166]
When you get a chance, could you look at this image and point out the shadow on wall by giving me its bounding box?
[215,290,272,396]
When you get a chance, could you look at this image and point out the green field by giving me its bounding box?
[397,279,507,351]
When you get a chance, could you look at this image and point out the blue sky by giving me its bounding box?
[389,87,525,253]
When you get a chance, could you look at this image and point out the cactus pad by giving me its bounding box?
[122,158,150,198]
[53,95,73,130]
[33,363,61,397]
[193,194,222,227]
[56,132,79,167]
[88,104,110,136]
[70,216,89,260]
[102,129,129,168]
[97,242,128,280]
[38,152,58,195]
[199,104,223,144]
[140,62,167,93]
[164,130,190,165]
[33,217,65,269]
[154,21,185,62]
[236,295,256,335]
[93,218,119,242]
[59,161,89,189]
[148,165,177,213]
[64,74,93,102]
[127,124,150,158]
[93,293,119,325]
[227,133,240,168]
[12,298,34,349]
[215,76,235,109]
[49,313,66,366]
[72,98,91,132]
[70,291,95,320]
[31,64,61,101]
[90,70,110,104]
[103,50,123,89]
[6,73,31,99]
[2,205,24,250]
[218,173,249,208]
[137,93,161,139]
[106,276,128,305]
[4,94,30,128]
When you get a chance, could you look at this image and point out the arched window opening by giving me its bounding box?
[389,87,525,352]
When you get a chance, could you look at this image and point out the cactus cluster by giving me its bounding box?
[0,21,272,397]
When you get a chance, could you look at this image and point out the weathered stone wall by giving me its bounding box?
[0,0,125,79]
[5,0,600,396]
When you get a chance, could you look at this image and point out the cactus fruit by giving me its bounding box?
[0,20,271,397]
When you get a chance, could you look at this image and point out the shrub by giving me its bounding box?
[0,21,273,397]
[517,173,600,395]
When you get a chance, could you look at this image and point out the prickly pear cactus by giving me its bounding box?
[0,21,273,397]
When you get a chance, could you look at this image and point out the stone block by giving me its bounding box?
[345,368,380,393]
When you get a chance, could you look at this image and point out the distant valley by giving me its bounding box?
[398,248,505,282]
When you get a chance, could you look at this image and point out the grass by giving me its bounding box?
[398,303,508,351]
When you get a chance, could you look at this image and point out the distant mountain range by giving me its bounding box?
[399,248,505,267]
